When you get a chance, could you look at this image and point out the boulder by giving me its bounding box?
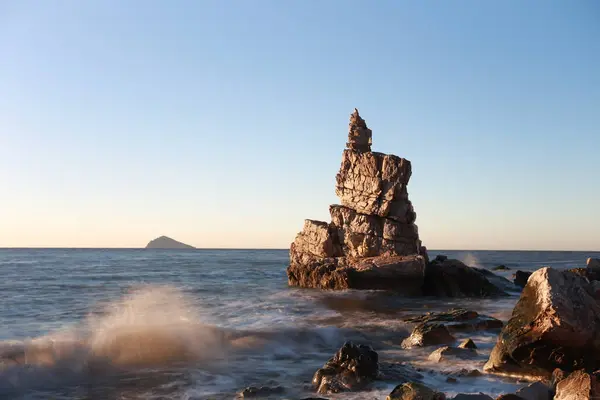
[587,258,600,270]
[423,258,507,297]
[428,346,477,362]
[404,308,503,332]
[484,268,600,378]
[451,394,493,400]
[386,382,446,400]
[554,370,600,400]
[513,382,551,400]
[513,270,532,288]
[458,339,477,349]
[401,323,456,349]
[312,342,378,394]
[237,385,285,398]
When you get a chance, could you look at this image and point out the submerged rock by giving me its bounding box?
[423,258,507,297]
[451,395,493,400]
[387,382,446,400]
[312,341,378,394]
[428,346,477,362]
[404,308,503,332]
[513,270,532,288]
[554,369,600,400]
[484,267,600,378]
[401,323,456,349]
[493,265,510,271]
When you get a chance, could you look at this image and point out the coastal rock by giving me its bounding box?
[493,265,510,271]
[513,382,551,400]
[145,236,195,249]
[287,109,428,293]
[484,267,600,378]
[458,339,477,349]
[237,385,285,398]
[554,370,600,400]
[404,308,503,332]
[423,258,507,297]
[451,395,493,400]
[513,270,532,288]
[495,395,525,400]
[401,323,456,349]
[312,341,378,394]
[428,346,477,362]
[587,258,600,270]
[386,382,446,400]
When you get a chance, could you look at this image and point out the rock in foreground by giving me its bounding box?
[387,382,446,400]
[554,369,600,400]
[145,236,195,249]
[312,342,378,394]
[484,267,600,378]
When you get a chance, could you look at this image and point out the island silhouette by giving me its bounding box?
[145,236,195,249]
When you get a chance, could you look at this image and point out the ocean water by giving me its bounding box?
[1,249,598,400]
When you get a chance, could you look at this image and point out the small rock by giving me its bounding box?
[551,368,567,388]
[401,323,456,349]
[435,255,448,262]
[238,386,285,398]
[493,265,510,271]
[513,270,532,288]
[495,395,524,400]
[458,338,477,349]
[312,341,378,394]
[448,368,482,377]
[404,308,503,332]
[451,394,493,400]
[446,377,458,383]
[428,346,477,363]
[554,369,600,400]
[387,382,446,400]
[514,381,551,400]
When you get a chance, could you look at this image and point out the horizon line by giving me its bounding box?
[0,247,598,252]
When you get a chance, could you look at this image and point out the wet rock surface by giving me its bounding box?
[401,323,456,349]
[428,346,478,362]
[423,258,507,297]
[513,381,551,400]
[237,385,285,398]
[387,382,446,400]
[484,267,600,378]
[312,341,378,394]
[554,369,600,400]
[458,339,477,349]
[404,308,503,332]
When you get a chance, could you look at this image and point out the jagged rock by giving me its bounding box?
[554,370,600,400]
[428,346,477,362]
[451,395,493,400]
[386,382,446,400]
[401,323,456,349]
[347,108,372,152]
[404,309,503,332]
[423,258,507,297]
[513,270,532,288]
[458,339,477,349]
[237,385,285,397]
[513,382,551,400]
[312,342,378,394]
[484,268,600,378]
[287,109,428,292]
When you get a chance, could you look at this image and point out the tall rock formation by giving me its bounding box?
[286,109,428,292]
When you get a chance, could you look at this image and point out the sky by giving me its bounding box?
[0,1,599,250]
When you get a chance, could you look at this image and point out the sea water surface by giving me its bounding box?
[1,249,598,400]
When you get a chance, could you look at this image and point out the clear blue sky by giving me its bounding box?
[1,0,598,250]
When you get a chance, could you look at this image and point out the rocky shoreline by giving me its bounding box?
[279,110,600,399]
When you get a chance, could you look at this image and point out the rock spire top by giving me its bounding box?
[347,108,372,152]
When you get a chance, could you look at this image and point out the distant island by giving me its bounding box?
[145,236,195,249]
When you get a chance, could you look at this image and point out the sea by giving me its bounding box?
[1,249,599,400]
